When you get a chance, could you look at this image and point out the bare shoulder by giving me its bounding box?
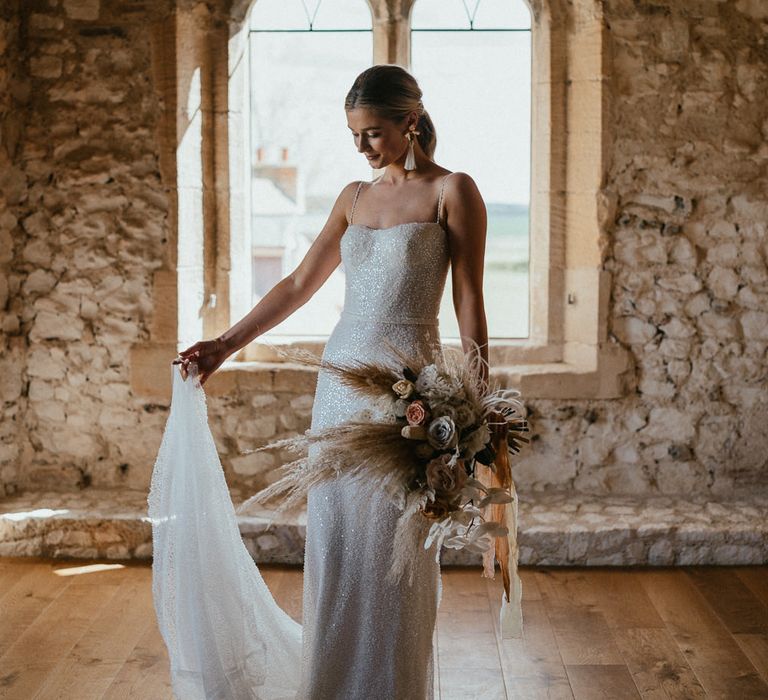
[442,171,485,220]
[325,180,365,225]
[444,171,480,195]
[339,179,366,202]
[343,179,366,193]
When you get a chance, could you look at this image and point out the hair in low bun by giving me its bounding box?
[345,64,437,159]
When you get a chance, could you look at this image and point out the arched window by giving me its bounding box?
[247,0,373,338]
[213,0,630,398]
[134,0,625,398]
[410,0,532,340]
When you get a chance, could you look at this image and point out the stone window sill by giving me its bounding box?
[130,340,632,401]
[204,339,632,400]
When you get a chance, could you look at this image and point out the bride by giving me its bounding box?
[156,64,493,700]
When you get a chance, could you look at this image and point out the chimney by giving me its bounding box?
[281,147,289,162]
[256,146,264,162]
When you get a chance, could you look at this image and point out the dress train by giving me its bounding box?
[148,365,302,700]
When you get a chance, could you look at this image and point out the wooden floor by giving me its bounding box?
[0,558,766,699]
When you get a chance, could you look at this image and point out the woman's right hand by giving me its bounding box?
[173,337,232,386]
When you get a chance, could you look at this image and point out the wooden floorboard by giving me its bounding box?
[638,568,768,698]
[0,558,766,699]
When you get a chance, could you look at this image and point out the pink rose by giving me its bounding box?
[406,399,430,426]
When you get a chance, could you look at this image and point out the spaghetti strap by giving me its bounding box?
[349,180,365,225]
[436,172,454,226]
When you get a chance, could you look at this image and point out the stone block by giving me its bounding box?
[612,316,657,345]
[30,56,62,79]
[230,451,275,477]
[30,310,84,341]
[63,0,100,20]
[741,311,768,341]
[129,343,177,401]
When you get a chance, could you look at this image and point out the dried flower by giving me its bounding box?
[392,379,416,399]
[235,337,528,634]
[425,453,467,496]
[454,403,476,428]
[427,415,458,450]
[464,422,491,460]
[401,424,428,440]
[405,399,429,426]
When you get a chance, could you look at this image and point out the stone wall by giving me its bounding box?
[519,0,768,498]
[0,0,24,494]
[1,0,767,500]
[1,0,173,494]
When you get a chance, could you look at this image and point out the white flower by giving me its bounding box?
[394,398,409,418]
[373,393,398,420]
[415,365,444,397]
[351,407,375,422]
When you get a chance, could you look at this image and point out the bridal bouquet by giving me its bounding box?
[235,338,528,634]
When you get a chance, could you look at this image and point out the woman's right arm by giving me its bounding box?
[218,180,358,352]
[176,181,359,383]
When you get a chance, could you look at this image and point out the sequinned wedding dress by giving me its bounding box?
[148,173,455,700]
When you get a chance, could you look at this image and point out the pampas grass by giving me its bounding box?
[234,337,528,592]
[236,421,417,524]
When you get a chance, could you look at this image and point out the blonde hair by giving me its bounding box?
[345,64,437,160]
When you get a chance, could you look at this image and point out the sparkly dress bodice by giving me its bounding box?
[340,221,450,325]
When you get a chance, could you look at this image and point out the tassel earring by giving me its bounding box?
[404,126,420,171]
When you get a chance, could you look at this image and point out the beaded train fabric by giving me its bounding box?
[148,364,302,700]
[149,174,469,699]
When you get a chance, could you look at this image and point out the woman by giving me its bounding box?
[174,64,489,699]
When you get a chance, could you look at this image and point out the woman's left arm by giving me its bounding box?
[444,172,490,386]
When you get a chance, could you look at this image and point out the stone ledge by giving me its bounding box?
[128,343,633,402]
[209,344,633,401]
[1,488,766,566]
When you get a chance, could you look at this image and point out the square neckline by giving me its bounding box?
[347,173,454,232]
[347,221,446,234]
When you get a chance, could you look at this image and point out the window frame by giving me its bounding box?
[129,0,631,401]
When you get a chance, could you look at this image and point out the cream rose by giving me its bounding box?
[392,379,415,399]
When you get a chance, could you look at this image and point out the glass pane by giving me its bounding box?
[250,0,372,30]
[249,31,373,337]
[411,0,530,30]
[314,0,373,29]
[474,0,531,30]
[412,30,531,338]
[249,0,309,30]
[410,0,471,30]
